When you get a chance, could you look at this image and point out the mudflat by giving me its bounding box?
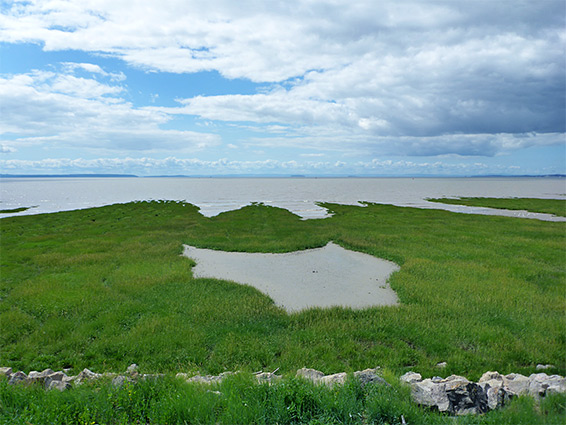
[183,242,400,312]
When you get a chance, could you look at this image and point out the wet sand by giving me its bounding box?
[182,242,400,312]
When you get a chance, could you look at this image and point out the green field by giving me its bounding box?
[1,199,565,423]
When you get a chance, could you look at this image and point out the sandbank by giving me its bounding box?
[182,242,400,312]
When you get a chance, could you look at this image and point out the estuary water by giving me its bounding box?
[0,177,565,221]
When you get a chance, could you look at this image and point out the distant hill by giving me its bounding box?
[0,173,563,179]
[0,174,138,178]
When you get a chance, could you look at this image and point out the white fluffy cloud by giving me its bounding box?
[61,62,125,81]
[3,1,563,81]
[0,66,220,154]
[0,156,525,176]
[0,0,564,167]
[174,24,564,155]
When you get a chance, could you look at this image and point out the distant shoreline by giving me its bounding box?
[1,173,564,179]
[0,174,139,178]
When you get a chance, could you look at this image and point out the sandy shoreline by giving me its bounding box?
[182,242,400,312]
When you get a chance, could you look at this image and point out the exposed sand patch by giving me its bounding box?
[182,242,400,312]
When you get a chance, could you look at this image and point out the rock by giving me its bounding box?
[296,368,324,384]
[0,367,12,378]
[410,375,489,415]
[478,372,508,410]
[528,373,566,398]
[186,372,235,385]
[482,384,511,411]
[442,375,470,390]
[528,373,548,397]
[297,368,388,388]
[28,369,55,383]
[74,368,101,383]
[400,371,422,384]
[46,379,71,391]
[47,371,66,381]
[187,375,217,384]
[126,364,139,376]
[409,371,566,416]
[62,375,75,384]
[254,372,282,385]
[479,371,503,384]
[320,372,348,387]
[446,382,489,415]
[543,375,566,396]
[27,370,40,379]
[353,368,388,387]
[42,371,68,389]
[411,378,450,412]
[503,373,530,396]
[8,371,28,385]
[536,364,555,370]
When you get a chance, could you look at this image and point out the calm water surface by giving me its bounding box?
[0,177,564,221]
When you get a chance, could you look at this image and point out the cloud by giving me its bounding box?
[0,66,220,154]
[175,29,564,153]
[0,156,537,176]
[0,0,564,161]
[0,144,16,153]
[61,62,126,81]
[2,1,563,81]
[239,132,566,158]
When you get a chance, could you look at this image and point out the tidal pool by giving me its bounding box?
[183,242,400,312]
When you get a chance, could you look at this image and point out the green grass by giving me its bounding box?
[1,373,565,424]
[428,197,566,217]
[1,199,565,423]
[0,207,32,214]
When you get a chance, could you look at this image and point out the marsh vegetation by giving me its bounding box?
[1,198,564,423]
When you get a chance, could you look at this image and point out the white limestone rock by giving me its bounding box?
[503,373,530,396]
[400,371,422,384]
[320,372,348,387]
[296,368,324,384]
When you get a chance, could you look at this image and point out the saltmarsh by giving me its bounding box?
[0,199,565,423]
[1,199,564,377]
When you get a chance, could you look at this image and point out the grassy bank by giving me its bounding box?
[1,199,565,422]
[1,373,565,425]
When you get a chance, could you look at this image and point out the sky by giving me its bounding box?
[0,0,565,176]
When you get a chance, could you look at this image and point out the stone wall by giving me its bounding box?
[2,365,564,416]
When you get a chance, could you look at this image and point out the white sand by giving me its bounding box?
[182,242,400,312]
